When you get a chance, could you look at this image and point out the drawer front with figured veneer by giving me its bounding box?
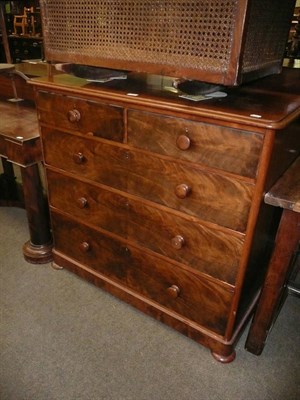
[36,91,124,142]
[47,169,244,285]
[42,129,254,232]
[51,212,234,336]
[128,110,263,178]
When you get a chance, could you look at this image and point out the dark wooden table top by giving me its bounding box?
[265,157,300,213]
[0,100,39,143]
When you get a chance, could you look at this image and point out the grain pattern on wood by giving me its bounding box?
[265,157,300,212]
[37,91,124,142]
[128,110,263,178]
[0,101,39,142]
[42,129,254,232]
[47,169,244,285]
[51,212,233,336]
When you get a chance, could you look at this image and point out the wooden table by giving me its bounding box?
[245,157,300,355]
[0,99,53,264]
[0,62,60,102]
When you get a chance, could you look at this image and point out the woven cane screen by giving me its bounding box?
[241,0,296,74]
[40,0,295,84]
[41,1,239,73]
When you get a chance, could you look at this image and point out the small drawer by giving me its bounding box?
[36,90,124,142]
[51,212,234,336]
[42,129,254,232]
[47,169,244,285]
[127,110,263,178]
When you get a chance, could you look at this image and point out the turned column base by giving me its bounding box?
[23,240,53,264]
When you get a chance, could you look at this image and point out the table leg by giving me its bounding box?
[245,209,300,355]
[0,157,20,202]
[20,163,53,264]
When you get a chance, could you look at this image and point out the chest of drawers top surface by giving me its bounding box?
[31,67,300,130]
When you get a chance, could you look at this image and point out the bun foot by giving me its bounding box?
[23,240,53,264]
[211,350,236,363]
[51,262,64,270]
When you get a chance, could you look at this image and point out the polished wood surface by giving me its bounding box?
[36,90,124,141]
[31,67,300,362]
[47,169,243,286]
[30,67,300,129]
[51,211,234,336]
[0,100,39,148]
[245,157,300,355]
[0,62,59,101]
[265,157,300,212]
[127,110,263,178]
[42,129,254,232]
[0,100,52,263]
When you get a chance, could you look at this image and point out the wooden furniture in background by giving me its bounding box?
[30,67,300,362]
[13,7,29,35]
[0,99,52,264]
[0,62,58,101]
[1,1,43,64]
[0,1,12,63]
[245,157,300,355]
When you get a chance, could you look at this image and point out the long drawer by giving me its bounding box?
[51,211,234,336]
[47,169,244,285]
[36,91,124,142]
[128,110,263,178]
[42,129,254,232]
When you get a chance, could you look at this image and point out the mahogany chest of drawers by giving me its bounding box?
[30,68,300,362]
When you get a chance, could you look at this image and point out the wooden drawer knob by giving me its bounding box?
[77,197,88,209]
[167,285,180,298]
[171,235,185,249]
[175,183,191,199]
[67,109,81,123]
[79,241,90,252]
[73,152,85,164]
[176,135,191,150]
